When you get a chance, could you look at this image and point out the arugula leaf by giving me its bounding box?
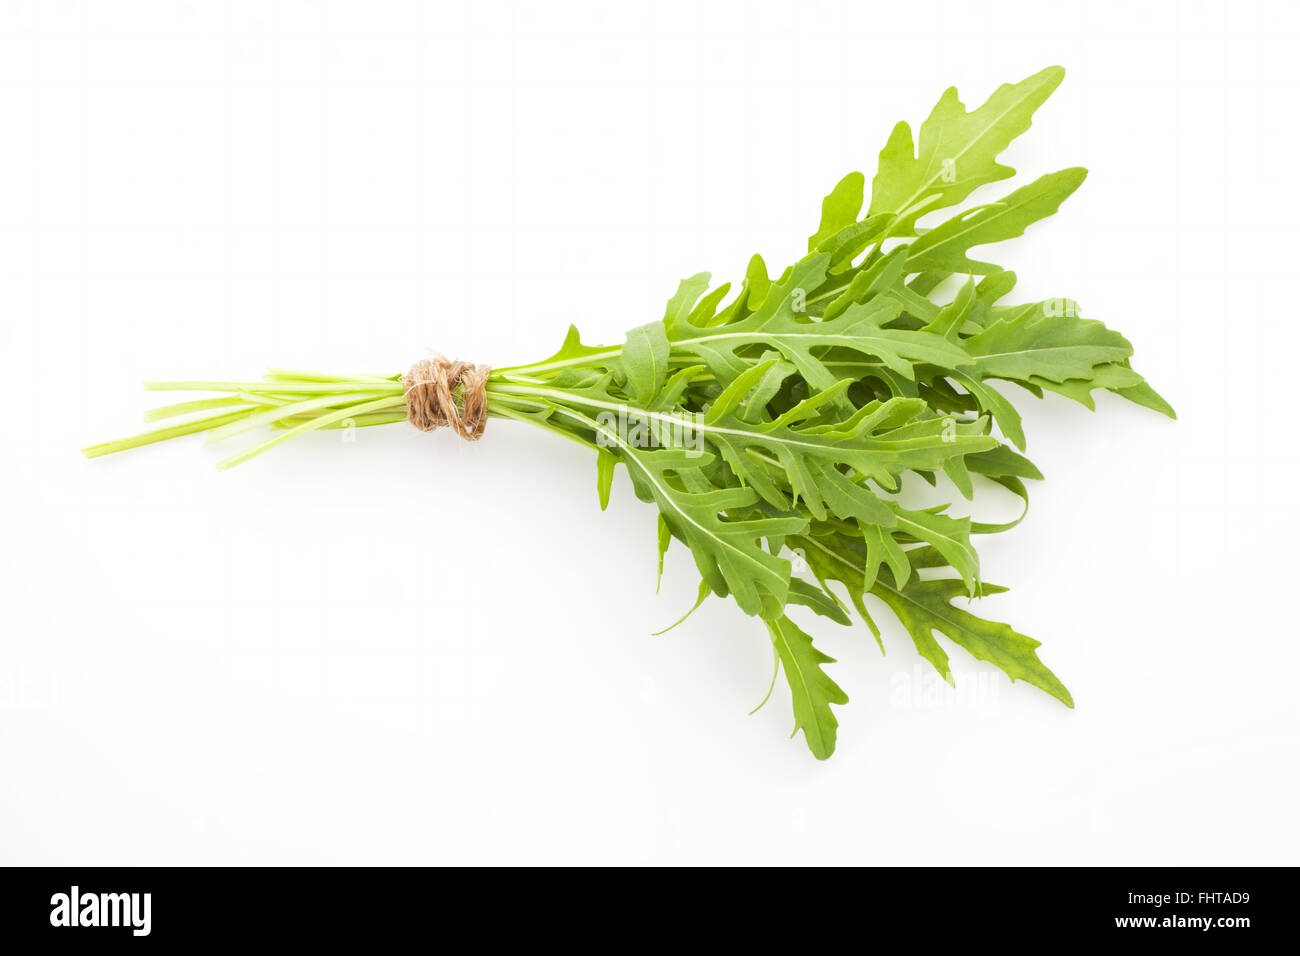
[614,441,804,618]
[596,448,616,510]
[869,66,1066,235]
[622,321,670,404]
[872,575,1074,707]
[809,172,865,251]
[767,613,848,760]
[905,168,1088,275]
[965,305,1134,383]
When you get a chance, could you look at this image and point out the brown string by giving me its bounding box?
[403,354,491,441]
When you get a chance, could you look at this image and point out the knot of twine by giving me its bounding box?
[403,355,491,441]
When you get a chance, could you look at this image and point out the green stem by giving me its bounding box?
[81,408,256,459]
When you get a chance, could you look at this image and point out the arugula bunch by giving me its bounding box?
[86,67,1172,759]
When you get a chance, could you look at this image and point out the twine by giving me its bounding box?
[403,355,491,441]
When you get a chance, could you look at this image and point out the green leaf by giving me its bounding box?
[862,522,910,590]
[926,278,976,339]
[695,388,999,518]
[869,66,1066,236]
[809,171,865,251]
[523,323,617,377]
[741,254,772,311]
[767,613,848,759]
[1112,377,1177,419]
[596,449,616,511]
[820,215,891,272]
[1025,361,1143,409]
[965,305,1133,383]
[905,168,1088,275]
[618,443,804,618]
[951,371,1026,450]
[669,255,976,391]
[786,577,852,626]
[890,506,979,594]
[656,512,671,591]
[622,321,670,404]
[872,575,1074,707]
[663,273,713,334]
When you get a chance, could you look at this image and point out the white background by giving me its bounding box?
[1,0,1296,865]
